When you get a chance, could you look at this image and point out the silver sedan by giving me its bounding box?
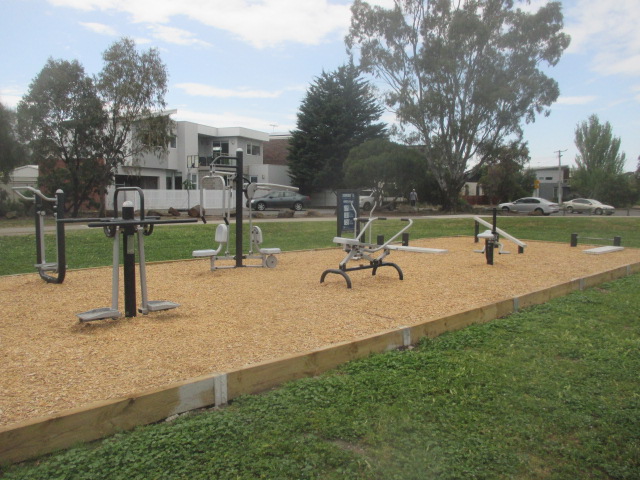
[498,197,560,215]
[563,198,615,215]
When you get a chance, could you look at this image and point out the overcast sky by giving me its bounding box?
[1,0,639,171]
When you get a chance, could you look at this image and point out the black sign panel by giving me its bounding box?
[336,190,359,237]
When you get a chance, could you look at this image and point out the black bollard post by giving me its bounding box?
[474,221,479,243]
[377,234,384,245]
[570,233,578,247]
[402,232,409,247]
[122,201,137,317]
[614,236,622,246]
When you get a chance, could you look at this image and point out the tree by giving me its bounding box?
[0,102,28,183]
[343,138,427,206]
[287,63,387,193]
[17,38,171,216]
[478,141,535,203]
[571,114,626,202]
[346,0,570,210]
[17,59,110,217]
[97,38,172,180]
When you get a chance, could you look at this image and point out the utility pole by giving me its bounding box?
[555,149,567,204]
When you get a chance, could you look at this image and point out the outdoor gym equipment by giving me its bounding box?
[192,170,235,269]
[12,187,67,283]
[12,186,106,284]
[76,187,197,322]
[570,233,622,247]
[473,209,526,265]
[569,233,624,254]
[321,201,447,288]
[191,150,290,270]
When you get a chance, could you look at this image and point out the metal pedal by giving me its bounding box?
[35,262,58,272]
[77,307,122,322]
[139,301,180,314]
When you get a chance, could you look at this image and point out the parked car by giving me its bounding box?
[247,190,310,211]
[563,198,615,215]
[498,197,560,215]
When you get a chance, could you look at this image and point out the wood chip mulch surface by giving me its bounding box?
[1,236,639,428]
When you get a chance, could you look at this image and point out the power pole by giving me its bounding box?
[555,149,567,204]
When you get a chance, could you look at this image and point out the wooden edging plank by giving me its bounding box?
[2,261,639,465]
[0,374,220,465]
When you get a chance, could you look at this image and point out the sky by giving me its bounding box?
[1,0,639,172]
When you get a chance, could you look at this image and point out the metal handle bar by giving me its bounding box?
[113,187,145,220]
[12,186,56,203]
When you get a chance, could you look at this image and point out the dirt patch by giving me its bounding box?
[1,237,639,428]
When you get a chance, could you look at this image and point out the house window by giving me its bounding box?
[246,143,261,156]
[166,176,173,189]
[170,136,177,148]
[213,141,229,156]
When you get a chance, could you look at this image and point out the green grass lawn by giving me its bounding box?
[2,273,638,479]
[1,216,640,276]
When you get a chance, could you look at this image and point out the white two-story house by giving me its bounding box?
[109,112,292,210]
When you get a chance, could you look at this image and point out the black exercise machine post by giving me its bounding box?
[479,208,499,265]
[208,148,245,268]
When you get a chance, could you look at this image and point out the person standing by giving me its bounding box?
[409,189,418,211]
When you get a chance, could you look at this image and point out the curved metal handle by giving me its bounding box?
[12,186,56,203]
[113,187,145,220]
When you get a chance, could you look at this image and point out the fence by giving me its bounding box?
[105,187,237,214]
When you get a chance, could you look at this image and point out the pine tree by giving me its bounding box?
[287,63,386,193]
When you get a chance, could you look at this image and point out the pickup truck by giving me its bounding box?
[359,190,406,210]
[359,190,376,210]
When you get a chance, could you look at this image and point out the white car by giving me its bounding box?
[563,198,615,215]
[498,197,560,216]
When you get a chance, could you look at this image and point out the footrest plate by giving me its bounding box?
[77,308,121,322]
[36,262,58,272]
[144,300,180,312]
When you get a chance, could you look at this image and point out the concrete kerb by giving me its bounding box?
[1,260,640,465]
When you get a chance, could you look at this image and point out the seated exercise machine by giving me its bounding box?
[191,153,291,270]
[77,187,197,322]
[191,171,235,269]
[321,202,447,288]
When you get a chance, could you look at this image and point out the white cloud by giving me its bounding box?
[556,95,597,105]
[47,0,351,49]
[565,0,640,76]
[176,82,293,99]
[0,87,24,109]
[174,108,294,132]
[79,22,118,36]
[147,25,212,47]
